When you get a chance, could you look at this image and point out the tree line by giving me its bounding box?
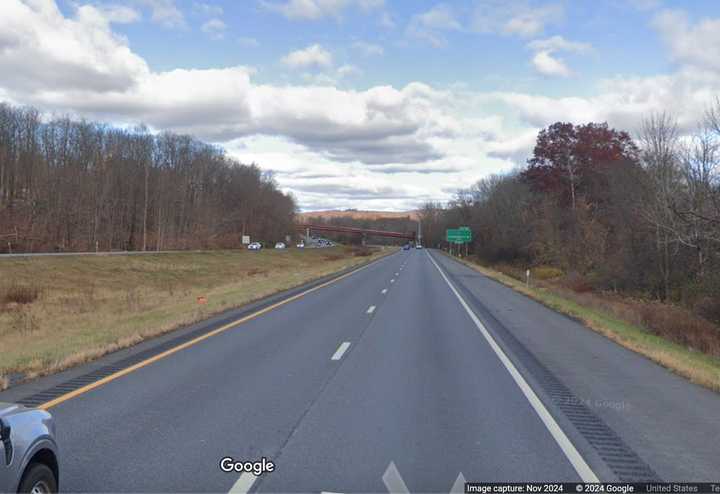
[420,101,720,323]
[0,103,296,253]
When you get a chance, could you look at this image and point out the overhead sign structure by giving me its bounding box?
[446,227,471,243]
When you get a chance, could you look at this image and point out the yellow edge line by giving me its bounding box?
[38,256,385,410]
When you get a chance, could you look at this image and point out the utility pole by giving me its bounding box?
[417,220,422,247]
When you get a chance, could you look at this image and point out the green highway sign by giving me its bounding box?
[446,227,472,243]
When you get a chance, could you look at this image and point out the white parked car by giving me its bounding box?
[247,242,262,250]
[274,242,286,249]
[296,242,305,248]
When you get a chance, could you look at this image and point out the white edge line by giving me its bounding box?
[366,305,376,314]
[228,472,258,494]
[425,251,600,483]
[331,341,351,361]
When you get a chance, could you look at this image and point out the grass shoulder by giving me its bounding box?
[443,252,720,393]
[0,246,392,389]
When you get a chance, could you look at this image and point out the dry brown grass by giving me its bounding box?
[497,263,720,359]
[0,247,391,385]
[2,285,41,305]
[351,246,374,257]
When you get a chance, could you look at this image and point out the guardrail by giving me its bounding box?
[0,250,209,259]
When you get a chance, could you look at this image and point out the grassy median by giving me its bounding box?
[0,246,390,388]
[444,253,720,393]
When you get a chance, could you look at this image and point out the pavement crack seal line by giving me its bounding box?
[249,257,401,494]
[12,251,399,411]
[430,251,661,483]
[427,251,599,483]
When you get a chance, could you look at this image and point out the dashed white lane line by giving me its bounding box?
[426,251,599,483]
[390,279,395,283]
[381,288,388,294]
[228,472,257,494]
[366,305,376,314]
[395,272,399,276]
[331,342,351,361]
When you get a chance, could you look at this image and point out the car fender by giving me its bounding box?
[4,409,58,493]
[17,436,59,489]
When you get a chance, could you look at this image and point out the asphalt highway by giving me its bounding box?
[2,249,719,492]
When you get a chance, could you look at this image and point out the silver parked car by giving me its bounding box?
[0,403,59,493]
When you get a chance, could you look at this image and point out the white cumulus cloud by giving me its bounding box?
[652,9,720,73]
[527,35,591,77]
[407,4,461,47]
[531,51,571,77]
[473,1,563,38]
[261,0,383,21]
[135,0,185,28]
[201,17,226,39]
[281,44,333,69]
[95,4,142,24]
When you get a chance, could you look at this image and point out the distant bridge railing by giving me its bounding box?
[295,223,416,241]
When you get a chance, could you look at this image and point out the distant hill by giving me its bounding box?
[298,210,419,221]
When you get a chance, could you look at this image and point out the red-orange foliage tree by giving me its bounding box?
[522,122,639,209]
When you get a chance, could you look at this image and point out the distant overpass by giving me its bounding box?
[295,223,416,242]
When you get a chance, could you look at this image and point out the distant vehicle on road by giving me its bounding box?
[416,244,423,249]
[403,244,411,250]
[0,403,59,494]
[296,242,305,248]
[274,242,286,249]
[247,242,262,251]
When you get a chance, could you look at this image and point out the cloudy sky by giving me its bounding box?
[2,0,720,211]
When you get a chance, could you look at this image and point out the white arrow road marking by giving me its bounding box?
[380,462,465,494]
[367,305,376,314]
[426,251,600,483]
[228,472,257,494]
[331,342,351,361]
[450,472,466,494]
[382,462,410,494]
